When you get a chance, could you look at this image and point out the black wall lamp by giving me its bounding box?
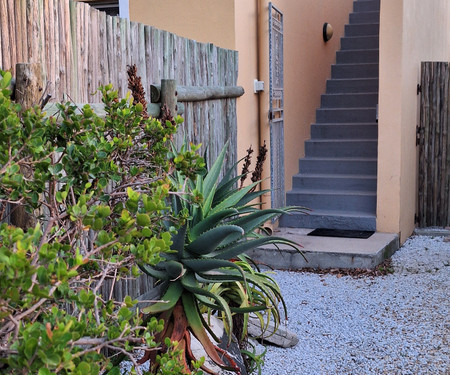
[323,22,333,42]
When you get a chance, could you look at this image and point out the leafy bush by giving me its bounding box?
[0,70,203,374]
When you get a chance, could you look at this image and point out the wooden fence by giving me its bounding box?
[0,0,239,171]
[418,61,450,227]
[0,0,241,301]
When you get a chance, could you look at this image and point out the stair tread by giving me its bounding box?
[329,77,378,81]
[294,173,376,178]
[302,156,377,160]
[288,209,376,218]
[312,122,378,125]
[288,188,376,195]
[337,48,379,52]
[318,107,377,110]
[306,138,377,142]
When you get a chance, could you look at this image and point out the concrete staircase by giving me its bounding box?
[281,0,380,231]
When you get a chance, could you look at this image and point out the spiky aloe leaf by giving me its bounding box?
[159,260,185,279]
[142,282,183,314]
[218,209,288,247]
[182,258,244,273]
[195,292,266,314]
[181,273,233,345]
[212,173,243,207]
[171,224,187,257]
[201,142,229,216]
[139,263,171,281]
[210,181,259,215]
[232,208,287,229]
[234,188,271,208]
[186,225,244,256]
[189,208,238,240]
[181,292,227,366]
[209,236,302,261]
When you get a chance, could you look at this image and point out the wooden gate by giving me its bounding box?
[417,61,450,227]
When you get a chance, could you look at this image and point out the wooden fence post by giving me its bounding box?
[15,63,45,110]
[160,79,177,118]
[9,63,44,229]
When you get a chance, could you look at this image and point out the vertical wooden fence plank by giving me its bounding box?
[13,0,23,66]
[52,0,61,99]
[98,10,108,88]
[88,6,99,101]
[7,0,16,73]
[0,0,11,71]
[144,25,153,92]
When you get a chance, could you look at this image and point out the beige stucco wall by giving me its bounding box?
[377,0,450,242]
[129,0,235,50]
[250,0,354,197]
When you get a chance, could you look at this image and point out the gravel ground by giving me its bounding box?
[261,235,450,375]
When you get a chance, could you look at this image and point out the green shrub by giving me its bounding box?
[0,69,203,374]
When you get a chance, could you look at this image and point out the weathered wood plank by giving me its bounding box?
[0,0,11,71]
[418,61,450,227]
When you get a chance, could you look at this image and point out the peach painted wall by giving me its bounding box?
[253,0,354,197]
[377,0,450,242]
[129,0,236,50]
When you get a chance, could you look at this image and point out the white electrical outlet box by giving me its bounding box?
[254,79,264,93]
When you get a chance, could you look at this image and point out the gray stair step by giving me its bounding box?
[292,173,377,191]
[349,11,379,24]
[353,0,380,12]
[345,23,379,37]
[279,210,376,231]
[305,139,377,157]
[336,49,379,64]
[311,123,378,139]
[299,157,377,175]
[341,35,379,50]
[316,107,377,123]
[327,78,378,93]
[321,93,378,108]
[286,189,376,213]
[331,63,378,79]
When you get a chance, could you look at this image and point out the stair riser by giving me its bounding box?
[292,176,377,191]
[299,159,377,175]
[345,23,379,37]
[311,124,378,139]
[331,63,379,79]
[286,192,376,213]
[321,93,378,108]
[316,108,377,123]
[353,0,380,12]
[305,141,377,157]
[336,50,379,64]
[327,79,378,93]
[349,12,379,24]
[341,36,379,50]
[279,213,376,231]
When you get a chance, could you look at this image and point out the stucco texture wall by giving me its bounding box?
[129,0,236,50]
[235,0,353,205]
[377,0,450,242]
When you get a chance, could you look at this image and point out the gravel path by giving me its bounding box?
[262,235,450,375]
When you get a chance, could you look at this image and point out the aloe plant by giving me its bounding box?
[138,143,305,374]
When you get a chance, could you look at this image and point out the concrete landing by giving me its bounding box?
[246,228,399,270]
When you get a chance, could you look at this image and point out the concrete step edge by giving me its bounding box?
[288,189,376,196]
